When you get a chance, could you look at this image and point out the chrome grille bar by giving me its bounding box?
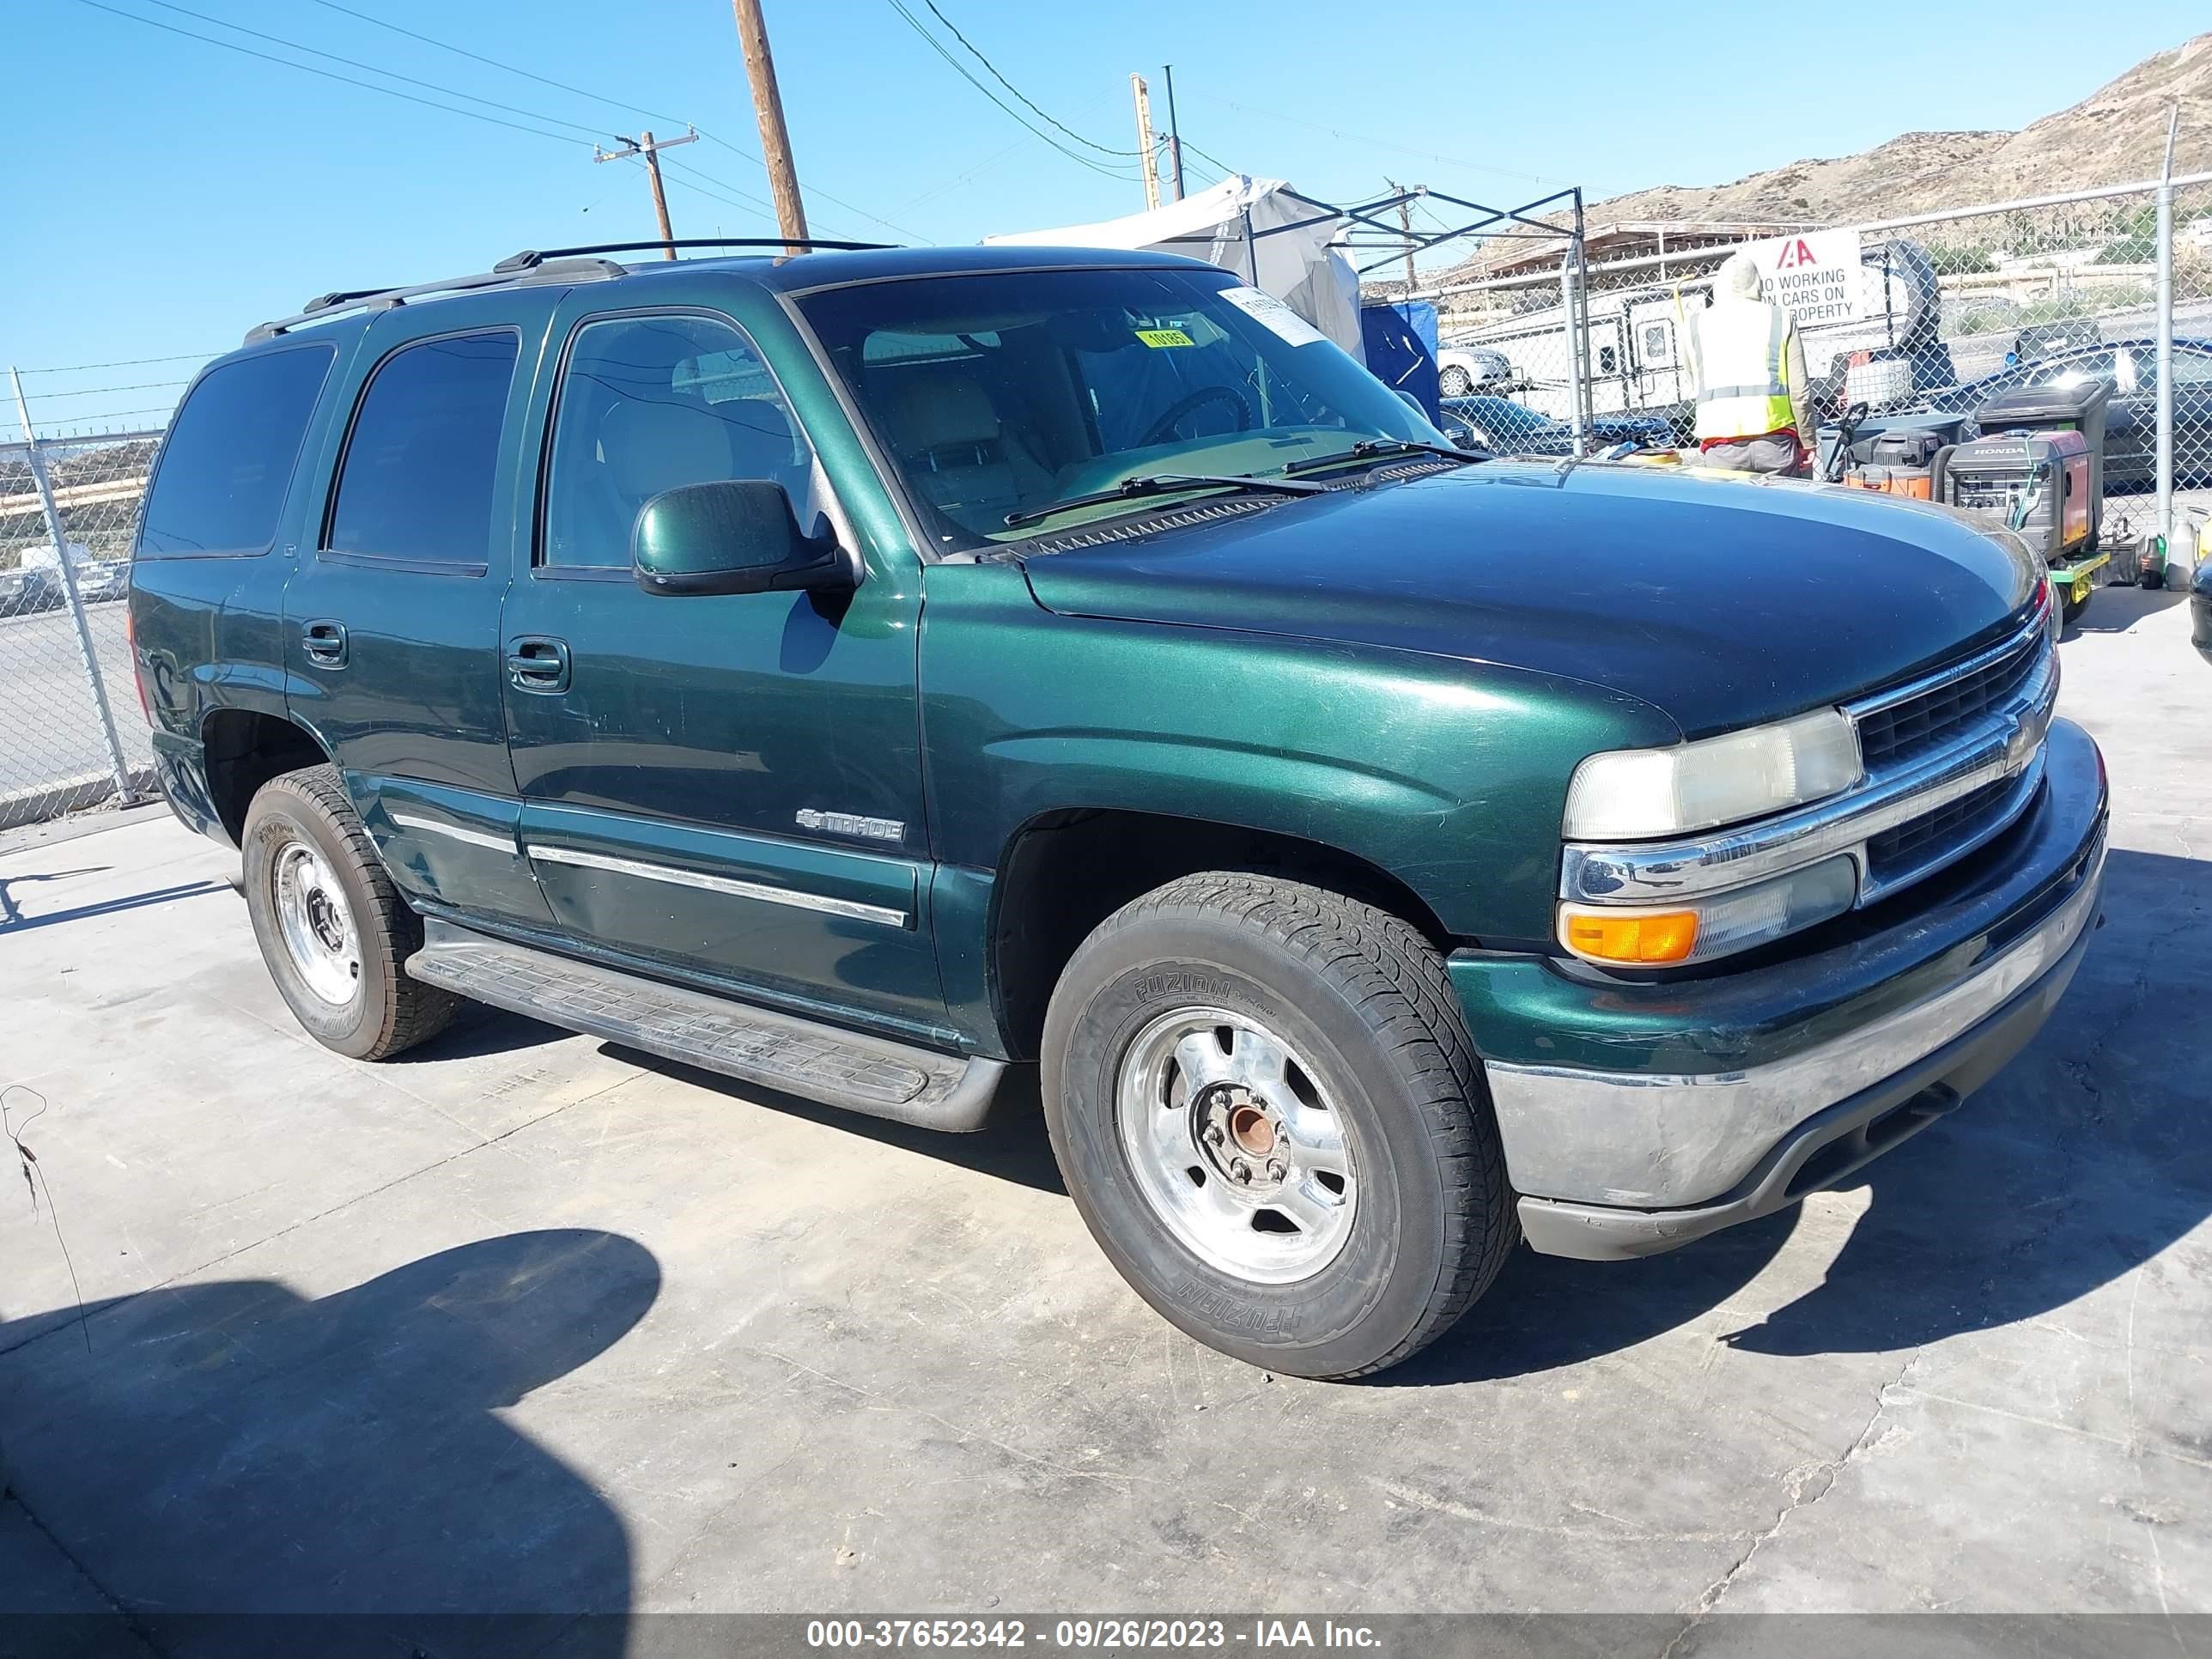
[1562,629,2057,908]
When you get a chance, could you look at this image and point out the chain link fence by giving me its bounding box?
[1423,170,2212,568]
[1,428,160,831]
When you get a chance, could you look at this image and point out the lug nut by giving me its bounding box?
[1266,1159,1286,1182]
[1204,1125,1226,1146]
[1231,1159,1252,1183]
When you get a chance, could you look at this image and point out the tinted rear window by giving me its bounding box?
[137,345,336,557]
[326,331,519,566]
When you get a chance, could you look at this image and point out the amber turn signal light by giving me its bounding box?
[1560,907,1700,965]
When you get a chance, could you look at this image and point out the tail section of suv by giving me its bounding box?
[130,242,2108,1378]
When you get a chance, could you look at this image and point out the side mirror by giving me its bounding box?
[632,478,854,598]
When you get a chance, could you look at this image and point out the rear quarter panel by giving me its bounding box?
[131,332,362,842]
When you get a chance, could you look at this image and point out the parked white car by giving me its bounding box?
[1436,343,1513,397]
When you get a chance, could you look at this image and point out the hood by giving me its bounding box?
[1016,462,2040,739]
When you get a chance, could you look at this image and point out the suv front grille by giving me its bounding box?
[1865,775,2020,880]
[1856,624,2046,771]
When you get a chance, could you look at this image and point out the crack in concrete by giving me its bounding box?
[1657,1350,1922,1657]
[0,1490,164,1656]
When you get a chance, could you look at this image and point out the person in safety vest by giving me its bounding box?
[1686,250,1814,474]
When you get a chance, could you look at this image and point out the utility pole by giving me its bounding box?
[593,128,699,259]
[730,0,811,253]
[1391,180,1417,296]
[1130,73,1160,211]
[1161,64,1185,202]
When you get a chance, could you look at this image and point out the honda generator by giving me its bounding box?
[1942,379,2112,621]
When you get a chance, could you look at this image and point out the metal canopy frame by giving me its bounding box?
[1310,180,1597,455]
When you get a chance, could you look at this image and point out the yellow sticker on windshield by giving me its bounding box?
[1134,328,1194,348]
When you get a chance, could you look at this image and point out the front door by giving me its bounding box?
[283,294,556,931]
[499,303,946,1041]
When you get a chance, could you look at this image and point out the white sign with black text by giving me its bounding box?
[1739,229,1863,327]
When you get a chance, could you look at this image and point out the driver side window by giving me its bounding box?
[541,313,811,570]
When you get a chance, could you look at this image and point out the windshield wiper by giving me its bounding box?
[1003,472,1329,531]
[1282,437,1491,477]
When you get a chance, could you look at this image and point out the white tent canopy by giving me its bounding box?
[985,175,1364,362]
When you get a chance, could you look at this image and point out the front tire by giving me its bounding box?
[1437,366,1474,398]
[241,764,459,1060]
[1041,872,1516,1379]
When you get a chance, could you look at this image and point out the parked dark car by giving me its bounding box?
[2012,320,2102,363]
[131,241,2104,1379]
[1438,395,1675,455]
[1928,337,2212,487]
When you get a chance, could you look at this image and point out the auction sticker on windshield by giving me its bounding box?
[1218,286,1327,348]
[1135,328,1194,348]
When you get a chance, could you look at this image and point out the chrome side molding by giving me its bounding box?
[524,843,910,928]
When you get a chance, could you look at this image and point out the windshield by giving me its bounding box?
[797,265,1439,549]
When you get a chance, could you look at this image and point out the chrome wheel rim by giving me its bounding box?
[1115,1006,1357,1285]
[271,839,360,1007]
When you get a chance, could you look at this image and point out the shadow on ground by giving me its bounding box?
[0,1230,658,1658]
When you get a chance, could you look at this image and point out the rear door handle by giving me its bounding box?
[302,619,348,667]
[506,635,571,693]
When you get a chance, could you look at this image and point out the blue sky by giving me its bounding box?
[7,0,2203,438]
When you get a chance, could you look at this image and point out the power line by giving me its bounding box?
[68,0,916,245]
[1180,136,1237,179]
[661,158,777,217]
[13,405,181,426]
[26,379,193,399]
[302,0,695,131]
[301,0,919,240]
[69,0,591,147]
[1194,95,1567,188]
[918,0,1143,157]
[658,159,777,224]
[882,0,1141,183]
[892,87,1123,212]
[128,0,620,141]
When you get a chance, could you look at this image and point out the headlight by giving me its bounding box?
[1562,708,1863,841]
[1558,855,1857,967]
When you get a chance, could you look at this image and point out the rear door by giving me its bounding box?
[282,291,557,929]
[497,296,945,1040]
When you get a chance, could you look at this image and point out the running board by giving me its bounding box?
[406,920,1003,1131]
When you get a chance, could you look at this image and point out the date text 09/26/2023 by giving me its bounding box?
[805,1619,1383,1650]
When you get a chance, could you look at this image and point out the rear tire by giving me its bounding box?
[1041,872,1516,1380]
[1438,366,1474,398]
[241,764,459,1060]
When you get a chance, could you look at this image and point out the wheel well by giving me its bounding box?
[989,809,1451,1061]
[201,708,329,845]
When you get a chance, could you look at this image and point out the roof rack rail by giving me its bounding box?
[243,256,628,345]
[495,237,892,268]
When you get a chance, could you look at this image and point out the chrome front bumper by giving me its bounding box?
[1462,718,2108,1259]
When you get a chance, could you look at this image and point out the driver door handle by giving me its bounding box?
[301,618,348,668]
[506,635,571,694]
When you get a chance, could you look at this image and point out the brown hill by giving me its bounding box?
[1413,33,2212,294]
[1589,33,2211,228]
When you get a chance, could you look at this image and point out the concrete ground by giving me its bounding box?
[0,586,2207,1651]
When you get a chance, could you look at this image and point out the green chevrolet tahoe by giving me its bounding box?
[128,243,2107,1378]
